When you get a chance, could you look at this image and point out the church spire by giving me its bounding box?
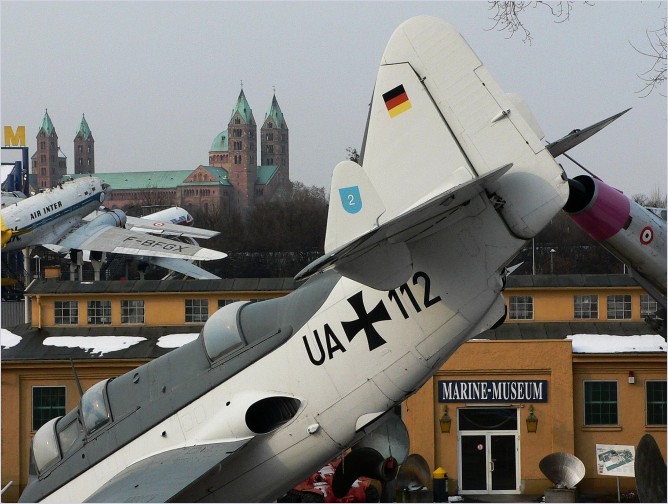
[39,109,55,136]
[230,88,255,124]
[264,92,287,129]
[76,114,92,140]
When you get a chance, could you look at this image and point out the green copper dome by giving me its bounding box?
[210,129,229,151]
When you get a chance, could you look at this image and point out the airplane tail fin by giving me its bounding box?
[300,16,569,286]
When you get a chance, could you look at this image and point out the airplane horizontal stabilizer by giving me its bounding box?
[148,256,222,279]
[296,163,512,288]
[325,160,386,254]
[85,439,250,502]
[546,108,631,158]
[56,225,226,261]
[124,214,220,240]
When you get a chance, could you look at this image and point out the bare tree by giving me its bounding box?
[630,16,667,97]
[487,1,592,44]
[488,2,666,96]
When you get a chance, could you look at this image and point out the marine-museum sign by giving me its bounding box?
[438,380,548,403]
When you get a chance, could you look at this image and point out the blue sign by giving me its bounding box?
[339,186,362,214]
[438,380,548,403]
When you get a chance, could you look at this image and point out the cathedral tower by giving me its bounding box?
[73,114,95,174]
[227,89,257,216]
[260,92,289,181]
[31,110,67,189]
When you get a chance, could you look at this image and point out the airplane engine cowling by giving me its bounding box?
[563,175,630,241]
[88,209,127,229]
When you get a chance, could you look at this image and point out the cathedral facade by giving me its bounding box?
[32,89,290,218]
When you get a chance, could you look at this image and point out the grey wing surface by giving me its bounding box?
[55,224,226,261]
[85,440,250,503]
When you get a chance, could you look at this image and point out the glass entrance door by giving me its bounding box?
[458,408,519,494]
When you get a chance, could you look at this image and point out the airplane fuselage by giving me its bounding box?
[23,189,522,502]
[1,178,107,252]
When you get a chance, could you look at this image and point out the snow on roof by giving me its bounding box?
[1,328,200,354]
[1,328,21,349]
[43,336,147,356]
[567,334,667,353]
[157,333,199,349]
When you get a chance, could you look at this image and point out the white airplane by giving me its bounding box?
[20,16,576,502]
[69,205,223,280]
[0,177,226,267]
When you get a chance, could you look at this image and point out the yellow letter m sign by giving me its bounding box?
[4,126,26,147]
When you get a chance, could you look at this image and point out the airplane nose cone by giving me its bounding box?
[0,216,12,248]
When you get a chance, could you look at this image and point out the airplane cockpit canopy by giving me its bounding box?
[81,379,111,435]
[202,301,249,361]
[32,417,61,474]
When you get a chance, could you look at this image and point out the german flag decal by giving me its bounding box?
[383,84,411,118]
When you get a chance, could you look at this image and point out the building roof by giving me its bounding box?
[181,166,231,186]
[257,165,278,185]
[39,109,55,136]
[210,129,228,152]
[230,89,255,124]
[68,171,192,190]
[505,274,639,289]
[75,114,92,140]
[479,321,657,340]
[24,277,297,295]
[264,93,287,129]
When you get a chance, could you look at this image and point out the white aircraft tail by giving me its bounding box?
[302,16,569,287]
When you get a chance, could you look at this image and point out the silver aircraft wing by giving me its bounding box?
[85,439,251,503]
[55,222,226,261]
[147,256,222,279]
[124,214,220,240]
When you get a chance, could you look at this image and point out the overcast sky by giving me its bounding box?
[2,1,666,198]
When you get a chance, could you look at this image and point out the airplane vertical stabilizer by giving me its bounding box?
[361,16,569,239]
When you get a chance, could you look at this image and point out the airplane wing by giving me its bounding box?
[147,256,222,280]
[85,439,250,503]
[83,211,220,240]
[546,108,631,158]
[124,214,220,240]
[55,222,225,261]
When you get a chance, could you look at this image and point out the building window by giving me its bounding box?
[88,300,111,325]
[55,301,79,325]
[121,300,144,324]
[509,296,533,320]
[574,295,598,319]
[607,295,631,319]
[32,386,66,431]
[185,299,209,323]
[646,381,667,425]
[584,381,618,425]
[640,295,659,317]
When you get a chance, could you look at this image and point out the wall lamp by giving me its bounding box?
[526,405,538,433]
[439,405,452,433]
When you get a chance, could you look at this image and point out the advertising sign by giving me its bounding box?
[596,444,636,477]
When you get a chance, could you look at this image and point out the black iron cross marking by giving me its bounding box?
[341,291,391,352]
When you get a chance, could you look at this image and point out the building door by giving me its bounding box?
[458,408,520,494]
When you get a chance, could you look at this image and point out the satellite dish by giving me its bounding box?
[539,452,585,489]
